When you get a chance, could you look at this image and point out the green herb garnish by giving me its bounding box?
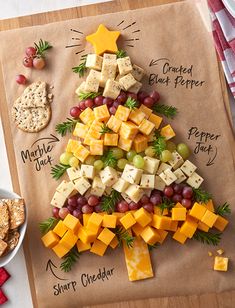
[78,91,101,100]
[215,202,231,217]
[39,217,59,235]
[124,97,138,110]
[193,230,221,246]
[100,189,121,213]
[116,49,127,58]
[34,39,52,57]
[152,130,166,156]
[159,197,174,214]
[153,104,178,119]
[100,124,112,135]
[60,247,80,272]
[72,54,88,77]
[101,150,117,168]
[193,188,212,204]
[55,118,79,137]
[148,243,159,251]
[114,226,134,248]
[51,163,70,180]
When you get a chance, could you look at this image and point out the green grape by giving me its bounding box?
[69,156,79,168]
[111,147,124,159]
[126,150,137,162]
[117,158,128,170]
[166,141,176,152]
[133,155,145,169]
[145,146,155,157]
[94,160,104,170]
[85,155,96,165]
[60,152,73,165]
[160,150,173,162]
[177,143,190,160]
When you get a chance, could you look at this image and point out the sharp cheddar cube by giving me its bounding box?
[104,133,118,146]
[119,73,137,91]
[103,79,121,100]
[118,136,133,151]
[133,134,148,153]
[102,214,117,229]
[119,121,139,139]
[202,200,215,212]
[66,139,80,153]
[60,230,78,249]
[73,177,91,195]
[120,212,136,230]
[98,228,115,245]
[115,105,131,121]
[138,118,155,136]
[90,139,104,155]
[174,202,184,208]
[154,206,168,216]
[83,214,92,226]
[140,226,160,245]
[197,221,210,232]
[85,54,103,70]
[117,56,132,75]
[109,236,119,249]
[132,222,145,236]
[88,120,103,139]
[106,115,122,133]
[190,202,207,220]
[149,113,163,129]
[112,212,125,225]
[213,215,229,232]
[214,256,229,271]
[152,215,172,230]
[76,240,91,252]
[63,214,81,233]
[173,228,187,244]
[74,144,90,162]
[158,229,168,244]
[90,239,108,256]
[172,208,186,221]
[180,219,197,238]
[94,104,110,121]
[139,104,152,118]
[53,221,68,238]
[77,227,97,244]
[134,207,152,227]
[129,109,146,125]
[79,107,95,125]
[160,124,176,140]
[201,210,218,228]
[41,230,60,248]
[167,220,178,232]
[73,123,89,139]
[87,212,103,231]
[52,243,70,258]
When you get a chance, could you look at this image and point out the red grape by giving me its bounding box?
[143,96,154,108]
[150,194,162,205]
[25,46,37,57]
[88,195,99,206]
[77,196,87,206]
[137,91,148,102]
[72,209,82,219]
[23,56,33,68]
[67,204,74,213]
[79,100,86,110]
[33,57,45,69]
[16,74,27,85]
[52,207,60,219]
[85,98,94,108]
[95,204,102,213]
[70,106,81,118]
[182,198,192,209]
[129,202,139,210]
[140,195,150,205]
[173,183,183,194]
[164,186,174,197]
[127,92,137,101]
[143,203,154,213]
[149,90,160,103]
[82,204,94,214]
[94,95,103,106]
[109,106,117,115]
[172,194,183,203]
[59,208,69,219]
[117,200,129,213]
[117,91,127,104]
[103,97,113,107]
[68,195,78,207]
[182,186,193,199]
[113,100,120,108]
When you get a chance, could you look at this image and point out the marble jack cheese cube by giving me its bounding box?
[51,191,67,208]
[90,176,105,197]
[159,169,177,186]
[131,64,145,81]
[157,162,172,175]
[140,174,155,189]
[103,79,121,100]
[154,175,166,191]
[117,56,132,75]
[75,81,87,96]
[186,172,204,189]
[67,167,81,181]
[112,178,129,193]
[56,180,75,198]
[122,164,143,184]
[100,62,117,87]
[73,177,91,195]
[128,81,142,94]
[85,54,103,70]
[126,184,144,203]
[180,160,197,177]
[100,166,119,186]
[173,169,187,184]
[119,73,137,91]
[168,151,184,170]
[80,164,95,179]
[143,156,160,174]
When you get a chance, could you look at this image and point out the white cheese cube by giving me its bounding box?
[67,167,81,181]
[128,80,142,94]
[126,184,144,203]
[157,162,172,175]
[131,64,145,81]
[168,151,184,170]
[51,191,67,208]
[84,188,92,199]
[180,160,197,177]
[56,180,75,198]
[103,79,121,100]
[73,177,91,195]
[121,164,143,184]
[85,54,103,70]
[90,176,106,197]
[186,172,204,189]
[143,189,152,197]
[75,81,87,96]
[173,169,187,184]
[100,166,118,186]
[119,73,137,91]
[80,164,95,179]
[104,186,113,196]
[121,192,132,204]
[159,169,177,186]
[155,175,166,191]
[112,178,129,193]
[140,174,155,189]
[115,74,125,90]
[143,156,160,174]
[103,53,117,64]
[100,62,117,87]
[117,56,132,75]
[85,69,101,92]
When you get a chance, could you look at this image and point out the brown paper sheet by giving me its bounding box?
[0,1,235,307]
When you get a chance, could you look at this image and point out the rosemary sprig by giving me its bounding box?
[51,163,70,180]
[193,188,212,204]
[215,202,231,217]
[159,197,174,214]
[114,226,134,248]
[78,91,101,100]
[100,124,112,135]
[34,39,52,57]
[39,217,59,235]
[116,49,127,58]
[55,118,79,137]
[60,247,80,272]
[152,130,167,156]
[100,189,121,213]
[101,150,117,168]
[148,243,159,251]
[124,97,138,110]
[72,54,88,77]
[193,230,221,246]
[153,104,178,119]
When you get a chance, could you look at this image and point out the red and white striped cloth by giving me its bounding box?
[208,0,235,97]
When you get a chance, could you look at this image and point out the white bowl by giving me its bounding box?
[0,188,27,267]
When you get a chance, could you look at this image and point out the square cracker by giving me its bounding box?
[3,230,20,255]
[20,81,48,108]
[0,201,9,240]
[6,199,25,230]
[0,239,8,257]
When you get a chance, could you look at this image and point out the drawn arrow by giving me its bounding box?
[149,58,170,67]
[31,134,60,147]
[206,146,217,167]
[46,259,68,281]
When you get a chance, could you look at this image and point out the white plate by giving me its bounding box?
[222,0,235,18]
[0,189,27,267]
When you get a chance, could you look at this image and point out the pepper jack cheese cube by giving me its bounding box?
[138,119,155,136]
[180,160,197,177]
[106,115,122,133]
[66,139,80,153]
[144,156,160,174]
[103,79,121,100]
[41,230,60,248]
[104,133,118,146]
[51,191,67,208]
[168,151,184,170]
[52,243,70,258]
[128,81,142,94]
[120,212,136,230]
[131,64,145,81]
[85,69,101,92]
[117,56,132,75]
[190,202,207,220]
[60,230,78,249]
[125,184,144,203]
[134,207,152,227]
[159,169,177,186]
[119,73,137,91]
[180,220,197,238]
[122,164,143,184]
[129,109,146,126]
[94,104,110,121]
[112,178,129,193]
[154,175,166,191]
[140,226,161,245]
[139,104,152,119]
[160,124,176,140]
[90,176,105,197]
[119,121,139,140]
[102,214,117,229]
[88,120,103,139]
[157,162,172,175]
[214,256,229,271]
[148,113,163,129]
[80,164,95,179]
[76,240,91,252]
[118,136,133,152]
[79,107,95,125]
[53,221,68,238]
[173,228,187,244]
[173,168,187,184]
[63,214,81,233]
[186,172,204,189]
[73,177,91,195]
[90,239,108,256]
[133,134,148,153]
[75,81,87,96]
[140,174,155,189]
[100,166,118,186]
[73,122,89,139]
[56,180,75,198]
[201,210,218,228]
[85,54,103,70]
[74,145,90,163]
[115,105,131,121]
[98,228,115,245]
[213,215,229,232]
[172,208,186,221]
[90,139,103,155]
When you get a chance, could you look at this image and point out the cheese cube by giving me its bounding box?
[80,164,95,179]
[106,115,122,133]
[134,207,152,227]
[103,53,117,63]
[197,221,210,232]
[83,134,95,146]
[202,200,215,212]
[133,134,148,153]
[201,210,218,228]
[148,113,163,129]
[51,191,67,208]
[180,220,197,238]
[104,186,112,196]
[119,121,139,139]
[154,175,166,191]
[85,54,103,70]
[94,104,110,121]
[103,79,121,100]
[112,178,129,193]
[109,236,119,249]
[56,180,75,198]
[98,228,115,245]
[139,104,152,118]
[88,120,103,139]
[79,107,95,125]
[132,223,145,236]
[67,167,80,181]
[138,119,155,136]
[41,230,59,248]
[143,156,160,174]
[174,202,184,208]
[76,240,91,252]
[102,215,117,229]
[66,139,80,153]
[168,151,184,170]
[168,220,178,232]
[125,184,144,203]
[115,105,131,121]
[128,81,142,94]
[118,136,133,151]
[87,212,103,230]
[173,168,187,184]
[152,215,172,230]
[213,215,229,232]
[160,124,176,140]
[214,256,229,271]
[78,227,97,244]
[90,176,105,197]
[74,145,90,162]
[85,69,101,92]
[60,230,78,249]
[120,212,136,230]
[119,73,137,91]
[172,208,186,221]
[90,140,103,155]
[73,177,91,195]
[63,214,81,233]
[131,64,145,81]
[190,202,207,220]
[75,81,87,96]
[112,212,125,225]
[186,172,204,189]
[173,228,187,244]
[90,240,108,256]
[154,206,168,216]
[117,56,132,75]
[52,243,70,258]
[180,160,197,177]
[159,169,177,185]
[157,162,172,175]
[140,226,160,245]
[53,221,68,238]
[140,174,155,189]
[104,133,118,146]
[73,123,89,139]
[122,164,143,184]
[157,229,168,244]
[100,166,118,186]
[129,109,146,125]
[100,62,117,87]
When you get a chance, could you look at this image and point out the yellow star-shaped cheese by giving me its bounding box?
[86,24,120,55]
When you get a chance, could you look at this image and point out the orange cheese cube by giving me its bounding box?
[134,207,152,227]
[83,214,92,226]
[60,230,78,249]
[98,227,115,245]
[118,136,133,151]
[157,229,168,244]
[87,212,103,231]
[214,256,229,271]
[41,230,59,248]
[190,202,207,220]
[94,104,110,121]
[139,104,152,118]
[106,115,122,133]
[197,221,209,232]
[74,144,90,162]
[174,202,184,208]
[88,120,103,139]
[149,113,163,129]
[90,139,104,155]
[76,240,91,252]
[119,121,139,140]
[52,243,70,258]
[120,212,136,230]
[154,206,168,216]
[63,214,81,233]
[180,220,197,238]
[133,134,148,153]
[201,210,218,228]
[213,215,229,232]
[138,119,155,136]
[172,208,186,221]
[104,133,118,146]
[128,109,146,125]
[167,220,178,232]
[102,214,117,228]
[109,236,119,249]
[202,199,215,212]
[90,239,108,256]
[83,133,95,146]
[73,122,89,139]
[132,222,145,236]
[66,139,80,153]
[160,124,176,140]
[53,221,68,238]
[79,107,95,125]
[152,215,172,230]
[140,226,160,245]
[112,212,125,225]
[173,228,187,244]
[115,105,131,121]
[77,227,97,244]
